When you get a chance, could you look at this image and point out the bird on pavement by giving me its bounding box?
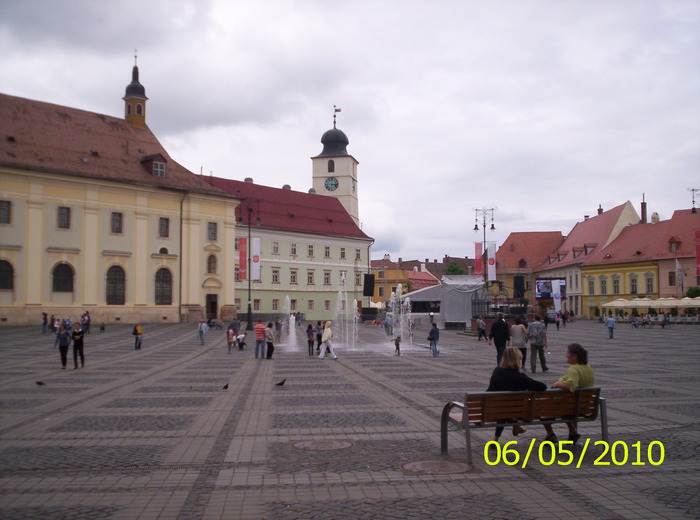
[222,383,229,390]
[275,379,286,387]
[36,381,46,386]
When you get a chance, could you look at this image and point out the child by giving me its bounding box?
[394,336,401,356]
[236,332,247,350]
[226,326,235,353]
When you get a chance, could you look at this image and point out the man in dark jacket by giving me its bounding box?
[488,313,511,366]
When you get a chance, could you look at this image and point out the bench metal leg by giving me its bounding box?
[599,397,609,442]
[465,427,473,465]
[440,404,452,453]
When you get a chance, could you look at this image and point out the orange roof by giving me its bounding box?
[496,231,564,272]
[0,93,229,197]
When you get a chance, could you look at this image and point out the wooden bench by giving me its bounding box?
[440,387,608,464]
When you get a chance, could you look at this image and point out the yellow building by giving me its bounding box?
[370,256,409,307]
[0,67,238,325]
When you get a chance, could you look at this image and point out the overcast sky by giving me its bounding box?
[1,0,698,262]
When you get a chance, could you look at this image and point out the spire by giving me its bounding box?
[123,54,148,128]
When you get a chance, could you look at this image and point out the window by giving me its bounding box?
[324,271,331,285]
[253,299,260,311]
[575,273,579,289]
[111,212,123,234]
[272,268,280,283]
[272,241,279,254]
[518,259,527,268]
[308,244,314,257]
[235,298,241,310]
[290,269,298,284]
[272,298,279,311]
[307,270,314,285]
[340,247,346,259]
[291,299,297,312]
[155,268,172,305]
[612,278,620,294]
[208,222,218,241]
[153,162,166,177]
[588,278,595,295]
[290,243,297,256]
[308,300,314,311]
[0,260,13,289]
[526,281,532,292]
[378,271,385,279]
[52,263,74,292]
[207,255,217,274]
[324,246,331,258]
[669,241,678,253]
[600,278,607,295]
[324,300,331,311]
[57,206,71,229]
[136,103,143,115]
[235,267,239,281]
[355,272,361,286]
[328,159,335,172]
[106,265,126,304]
[159,217,170,238]
[669,271,676,286]
[159,247,169,255]
[355,249,361,261]
[630,275,638,294]
[0,200,11,224]
[379,287,385,297]
[646,275,654,294]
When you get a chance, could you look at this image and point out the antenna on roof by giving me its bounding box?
[689,187,699,213]
[333,105,341,128]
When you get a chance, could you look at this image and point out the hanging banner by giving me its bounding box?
[238,237,247,280]
[252,237,261,281]
[696,230,700,277]
[474,242,483,275]
[552,280,563,313]
[487,241,497,281]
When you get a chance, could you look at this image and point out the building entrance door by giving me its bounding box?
[206,294,218,320]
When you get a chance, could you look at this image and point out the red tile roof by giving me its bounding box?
[0,93,229,197]
[205,176,372,240]
[534,201,638,271]
[496,231,565,272]
[582,209,700,266]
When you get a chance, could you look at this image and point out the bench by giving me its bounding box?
[440,387,608,464]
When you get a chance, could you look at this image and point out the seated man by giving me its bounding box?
[543,343,594,443]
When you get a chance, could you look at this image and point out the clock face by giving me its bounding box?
[325,177,339,191]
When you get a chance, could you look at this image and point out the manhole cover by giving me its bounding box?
[292,440,353,451]
[401,460,473,474]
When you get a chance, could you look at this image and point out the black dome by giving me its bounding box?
[124,66,147,99]
[316,127,349,157]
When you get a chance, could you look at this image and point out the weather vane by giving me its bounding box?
[134,49,138,66]
[333,105,341,128]
[690,187,699,214]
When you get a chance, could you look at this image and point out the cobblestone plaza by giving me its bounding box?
[0,320,698,519]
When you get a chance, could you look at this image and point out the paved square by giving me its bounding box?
[0,320,697,519]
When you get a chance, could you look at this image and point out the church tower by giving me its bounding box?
[123,60,148,129]
[311,114,360,225]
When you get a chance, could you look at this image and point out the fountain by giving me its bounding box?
[281,296,301,351]
[334,273,358,349]
[390,284,412,347]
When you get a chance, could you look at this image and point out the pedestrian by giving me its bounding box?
[488,313,511,366]
[526,315,548,373]
[254,320,266,359]
[265,322,275,359]
[315,321,323,352]
[226,326,235,353]
[306,324,315,356]
[71,322,85,369]
[236,332,247,350]
[319,321,338,360]
[275,318,283,343]
[54,324,72,369]
[41,312,48,334]
[510,317,528,370]
[555,313,561,330]
[197,319,208,345]
[49,314,56,333]
[230,318,240,336]
[476,316,487,341]
[605,315,616,339]
[394,335,401,355]
[428,322,440,357]
[132,323,142,349]
[384,314,393,336]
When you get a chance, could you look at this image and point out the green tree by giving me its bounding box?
[445,261,466,275]
[686,286,700,298]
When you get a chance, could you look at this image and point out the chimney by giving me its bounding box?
[584,215,590,220]
[398,257,402,263]
[244,177,254,183]
[425,258,429,263]
[640,194,647,224]
[597,204,603,215]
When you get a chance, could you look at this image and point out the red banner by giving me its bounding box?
[474,242,483,275]
[695,230,700,276]
[239,237,247,280]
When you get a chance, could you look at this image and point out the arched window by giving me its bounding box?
[207,255,217,274]
[126,104,132,115]
[518,259,527,269]
[328,159,335,172]
[0,260,13,290]
[159,247,169,255]
[155,268,172,305]
[106,265,126,305]
[52,263,74,292]
[136,104,143,115]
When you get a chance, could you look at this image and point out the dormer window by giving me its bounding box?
[584,245,595,255]
[153,162,166,177]
[669,239,680,253]
[518,259,527,268]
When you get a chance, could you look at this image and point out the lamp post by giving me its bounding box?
[473,208,496,281]
[239,200,259,331]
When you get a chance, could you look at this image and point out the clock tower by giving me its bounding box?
[311,119,360,225]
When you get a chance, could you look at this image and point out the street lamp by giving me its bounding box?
[473,207,496,280]
[239,200,259,331]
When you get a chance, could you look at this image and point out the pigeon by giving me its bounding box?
[222,383,229,390]
[275,379,286,387]
[36,381,46,386]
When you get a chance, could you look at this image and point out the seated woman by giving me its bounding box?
[543,343,595,443]
[487,347,547,444]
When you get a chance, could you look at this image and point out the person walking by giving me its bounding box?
[226,326,235,353]
[254,320,266,359]
[315,321,323,353]
[488,313,511,366]
[274,318,283,343]
[318,321,338,360]
[41,312,48,334]
[428,322,440,357]
[132,323,143,350]
[510,317,528,370]
[476,316,487,341]
[54,324,72,369]
[306,324,315,356]
[526,315,548,373]
[71,322,85,369]
[197,319,208,345]
[605,315,616,339]
[265,322,275,359]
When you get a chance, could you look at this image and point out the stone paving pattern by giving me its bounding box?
[0,320,698,519]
